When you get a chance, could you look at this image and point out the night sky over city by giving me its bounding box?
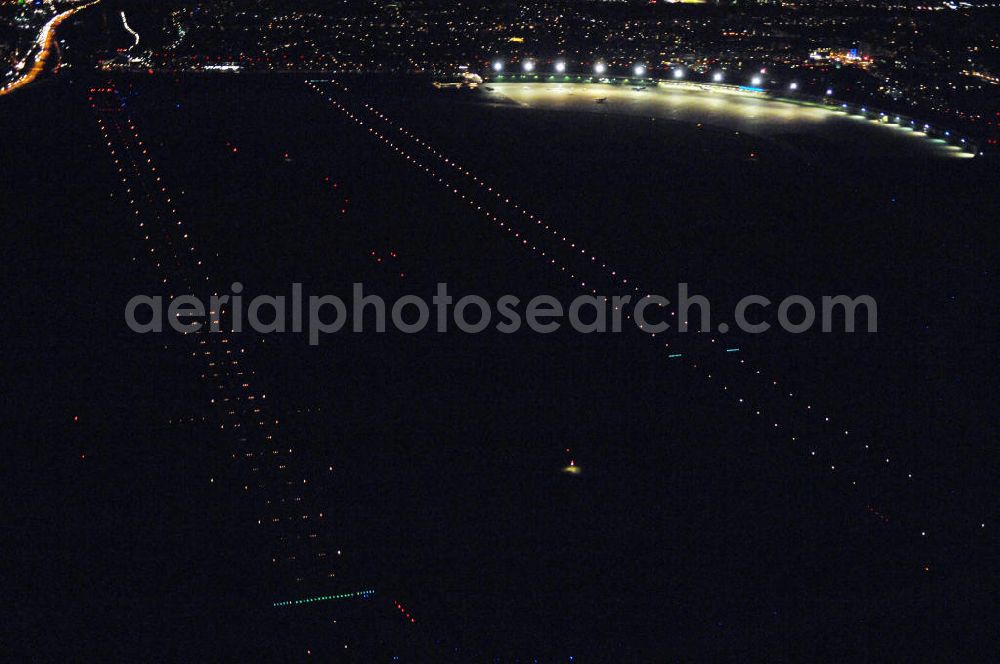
[3,1,999,661]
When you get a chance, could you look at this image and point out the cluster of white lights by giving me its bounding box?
[487,61,843,106]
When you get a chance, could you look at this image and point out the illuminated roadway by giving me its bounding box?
[0,1,102,98]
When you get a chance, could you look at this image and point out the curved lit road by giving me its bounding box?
[0,0,102,98]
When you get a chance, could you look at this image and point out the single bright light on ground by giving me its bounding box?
[522,60,534,72]
[751,75,763,86]
[826,88,834,95]
[712,71,723,82]
[594,62,606,75]
[789,82,798,90]
[634,64,646,76]
[673,68,684,79]
[555,60,566,73]
[492,60,503,72]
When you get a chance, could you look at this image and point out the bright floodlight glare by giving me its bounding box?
[555,60,566,73]
[711,71,724,82]
[594,62,606,74]
[492,60,503,72]
[522,60,534,72]
[634,64,646,76]
[826,88,834,95]
[751,75,763,86]
[673,68,684,79]
[789,81,798,90]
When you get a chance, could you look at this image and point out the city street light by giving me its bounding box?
[712,71,724,82]
[523,60,534,72]
[789,82,798,90]
[555,60,566,73]
[751,75,763,86]
[673,68,685,79]
[492,60,503,72]
[594,61,606,75]
[634,64,646,77]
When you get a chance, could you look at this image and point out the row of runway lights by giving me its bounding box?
[91,86,350,586]
[306,81,641,303]
[220,135,429,630]
[90,89,204,289]
[308,79,993,549]
[394,600,416,624]
[309,80,656,307]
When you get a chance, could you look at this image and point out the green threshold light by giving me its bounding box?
[272,588,375,608]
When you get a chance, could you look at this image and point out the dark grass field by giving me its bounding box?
[3,19,999,658]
